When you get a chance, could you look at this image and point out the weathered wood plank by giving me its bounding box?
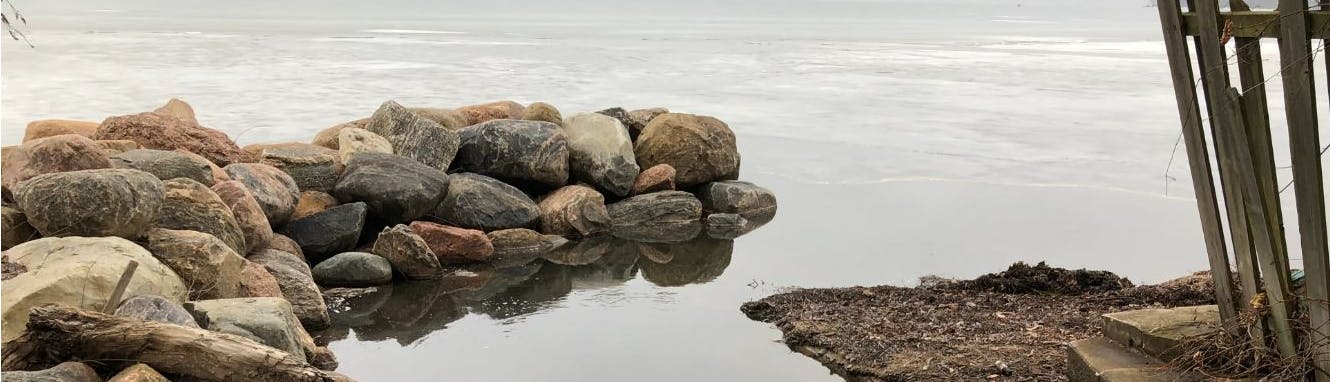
[1182,10,1330,38]
[1158,0,1239,323]
[1278,0,1330,375]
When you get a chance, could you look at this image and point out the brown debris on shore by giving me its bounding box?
[741,262,1215,381]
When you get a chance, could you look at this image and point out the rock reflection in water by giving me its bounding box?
[323,235,735,345]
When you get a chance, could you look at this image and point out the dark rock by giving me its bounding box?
[365,100,460,170]
[631,164,676,195]
[223,163,300,226]
[431,172,536,231]
[249,249,331,329]
[313,252,393,287]
[293,190,339,221]
[409,221,494,264]
[95,111,251,166]
[333,152,449,224]
[639,237,734,287]
[456,100,525,125]
[607,191,703,242]
[280,202,367,263]
[634,113,740,188]
[537,185,610,237]
[146,228,246,300]
[211,180,273,254]
[697,181,778,226]
[1,362,100,382]
[595,107,632,128]
[562,112,639,196]
[155,178,248,255]
[258,143,342,192]
[114,294,199,328]
[705,213,750,239]
[185,297,310,362]
[13,168,164,239]
[3,134,113,191]
[455,119,569,191]
[110,148,214,185]
[372,224,442,280]
[1,205,38,250]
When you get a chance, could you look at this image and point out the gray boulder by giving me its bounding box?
[372,225,442,280]
[114,294,199,328]
[110,148,215,185]
[280,202,367,263]
[154,178,248,256]
[223,163,300,226]
[185,297,310,362]
[432,173,537,231]
[249,249,330,329]
[562,112,639,197]
[146,228,246,300]
[257,143,342,193]
[365,100,460,170]
[697,181,777,225]
[13,168,164,239]
[333,153,449,224]
[313,252,393,287]
[455,119,569,191]
[607,191,703,243]
[1,362,100,382]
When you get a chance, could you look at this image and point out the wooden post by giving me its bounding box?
[103,261,139,314]
[1158,0,1239,323]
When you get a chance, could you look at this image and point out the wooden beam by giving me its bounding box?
[1158,0,1239,323]
[1278,0,1330,376]
[1182,10,1330,39]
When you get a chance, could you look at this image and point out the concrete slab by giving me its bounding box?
[1102,305,1219,361]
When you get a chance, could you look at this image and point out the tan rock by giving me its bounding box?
[409,107,468,129]
[146,228,246,300]
[97,140,142,155]
[152,98,198,125]
[238,259,283,298]
[634,113,740,188]
[212,180,274,253]
[456,100,525,125]
[313,118,368,149]
[155,178,248,255]
[108,363,170,382]
[337,127,393,163]
[521,102,563,126]
[22,119,100,142]
[538,185,611,237]
[293,190,339,221]
[265,234,306,261]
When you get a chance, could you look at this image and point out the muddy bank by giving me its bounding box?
[741,262,1215,381]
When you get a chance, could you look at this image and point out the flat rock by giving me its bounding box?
[210,180,273,254]
[185,297,310,362]
[95,111,251,166]
[365,100,460,170]
[111,148,215,185]
[2,237,187,342]
[373,224,442,280]
[333,152,450,224]
[634,113,740,188]
[108,363,170,382]
[223,163,300,227]
[294,190,339,221]
[697,180,777,225]
[14,168,164,239]
[152,98,197,124]
[607,191,703,243]
[562,112,639,196]
[155,178,248,255]
[238,259,284,298]
[313,252,393,287]
[705,213,749,239]
[280,202,366,263]
[1,205,38,250]
[521,102,563,125]
[455,119,569,191]
[3,134,113,191]
[313,118,368,150]
[114,294,199,328]
[258,142,342,192]
[408,107,468,129]
[631,164,676,195]
[432,172,536,231]
[456,100,525,125]
[22,119,100,142]
[146,228,246,300]
[410,221,494,264]
[537,185,610,237]
[1,362,100,382]
[249,249,331,329]
[338,127,392,163]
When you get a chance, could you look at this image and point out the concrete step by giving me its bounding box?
[1067,336,1204,382]
[1101,305,1219,362]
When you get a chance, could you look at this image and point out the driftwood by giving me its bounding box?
[1,304,346,382]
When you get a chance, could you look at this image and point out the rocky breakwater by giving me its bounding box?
[0,98,777,381]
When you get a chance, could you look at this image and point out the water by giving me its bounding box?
[0,1,1257,380]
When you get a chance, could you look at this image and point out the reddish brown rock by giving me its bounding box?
[238,260,283,298]
[293,190,339,221]
[409,221,494,264]
[456,100,525,125]
[634,113,740,188]
[265,234,306,261]
[632,164,676,195]
[2,134,113,191]
[22,119,100,142]
[537,185,611,237]
[95,112,251,166]
[312,119,368,149]
[211,180,274,254]
[152,98,198,125]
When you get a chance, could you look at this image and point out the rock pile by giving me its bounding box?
[0,99,777,381]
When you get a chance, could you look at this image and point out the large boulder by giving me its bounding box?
[1,205,38,250]
[224,163,300,226]
[408,107,468,129]
[631,164,676,195]
[521,102,563,126]
[431,173,536,231]
[293,190,339,221]
[337,127,392,163]
[312,118,368,150]
[22,119,99,142]
[108,364,170,382]
[210,180,274,254]
[562,112,639,196]
[1,362,100,382]
[537,185,610,237]
[238,260,284,298]
[257,143,342,192]
[249,249,331,329]
[146,228,246,300]
[373,225,443,280]
[3,134,113,191]
[607,191,703,243]
[634,113,740,188]
[455,119,569,190]
[696,181,778,225]
[333,153,450,224]
[184,297,310,362]
[155,178,248,255]
[95,112,251,166]
[13,169,164,239]
[312,252,393,287]
[409,221,494,264]
[111,148,215,185]
[364,100,460,170]
[280,202,367,263]
[1,237,187,342]
[114,294,199,327]
[456,100,525,125]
